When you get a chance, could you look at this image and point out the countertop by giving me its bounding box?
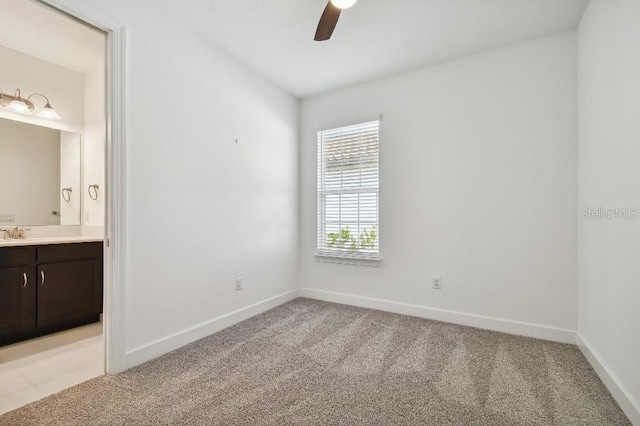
[0,236,104,248]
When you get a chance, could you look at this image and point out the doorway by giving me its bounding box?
[0,0,124,413]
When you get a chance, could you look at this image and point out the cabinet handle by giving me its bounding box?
[23,273,28,288]
[40,271,45,286]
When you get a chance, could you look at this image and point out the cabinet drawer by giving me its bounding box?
[37,242,102,263]
[0,247,36,268]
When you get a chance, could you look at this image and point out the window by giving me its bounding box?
[317,120,380,261]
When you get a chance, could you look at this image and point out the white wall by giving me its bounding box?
[0,44,84,133]
[83,65,106,228]
[300,33,578,338]
[0,43,85,227]
[0,41,104,230]
[577,0,640,422]
[60,131,81,225]
[54,0,300,365]
[0,119,61,226]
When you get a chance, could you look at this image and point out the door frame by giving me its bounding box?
[38,0,127,374]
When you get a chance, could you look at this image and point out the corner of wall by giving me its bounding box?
[122,290,299,370]
[577,333,640,425]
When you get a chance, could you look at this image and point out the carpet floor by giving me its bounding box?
[0,298,630,425]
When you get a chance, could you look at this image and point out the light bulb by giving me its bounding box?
[38,103,61,120]
[7,99,31,114]
[330,0,357,9]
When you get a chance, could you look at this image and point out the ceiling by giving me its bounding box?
[0,1,589,97]
[0,0,104,75]
[152,0,589,99]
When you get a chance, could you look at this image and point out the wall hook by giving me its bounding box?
[88,184,100,201]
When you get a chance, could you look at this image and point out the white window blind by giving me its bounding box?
[317,120,380,260]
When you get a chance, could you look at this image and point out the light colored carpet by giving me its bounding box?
[0,298,630,425]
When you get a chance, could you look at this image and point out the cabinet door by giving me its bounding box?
[0,266,35,342]
[37,260,98,328]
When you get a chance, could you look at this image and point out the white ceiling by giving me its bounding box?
[0,1,589,97]
[0,0,104,75]
[152,0,589,99]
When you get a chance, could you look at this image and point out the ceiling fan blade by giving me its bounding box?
[315,1,341,41]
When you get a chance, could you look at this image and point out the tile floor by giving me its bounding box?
[0,323,104,415]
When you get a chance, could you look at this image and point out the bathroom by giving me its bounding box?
[0,0,107,413]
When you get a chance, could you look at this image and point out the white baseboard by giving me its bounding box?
[123,289,299,370]
[577,334,640,425]
[299,288,576,344]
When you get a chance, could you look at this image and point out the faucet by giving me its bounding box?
[0,227,31,240]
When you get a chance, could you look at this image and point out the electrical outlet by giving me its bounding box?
[433,277,442,290]
[0,213,15,223]
[235,278,243,291]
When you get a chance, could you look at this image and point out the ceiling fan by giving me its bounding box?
[314,0,358,41]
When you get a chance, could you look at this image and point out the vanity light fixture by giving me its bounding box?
[29,93,62,120]
[0,86,62,120]
[5,89,31,114]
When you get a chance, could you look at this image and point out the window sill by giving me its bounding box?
[315,253,382,267]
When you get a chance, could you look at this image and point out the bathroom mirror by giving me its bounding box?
[0,117,81,226]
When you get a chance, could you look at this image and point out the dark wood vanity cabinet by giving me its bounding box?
[36,243,103,330]
[0,247,36,340]
[0,242,103,346]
